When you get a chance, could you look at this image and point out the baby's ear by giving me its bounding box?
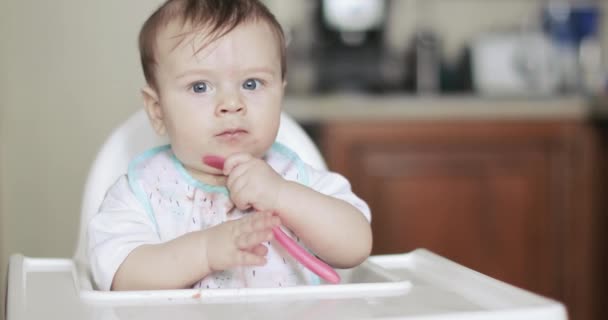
[141,86,167,135]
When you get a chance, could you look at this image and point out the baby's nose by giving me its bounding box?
[217,94,246,115]
[220,103,244,114]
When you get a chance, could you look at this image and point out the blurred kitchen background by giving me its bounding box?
[270,0,607,97]
[1,0,608,319]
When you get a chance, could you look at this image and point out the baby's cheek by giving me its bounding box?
[172,142,203,167]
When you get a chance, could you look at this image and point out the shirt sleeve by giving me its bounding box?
[304,165,371,222]
[87,175,161,291]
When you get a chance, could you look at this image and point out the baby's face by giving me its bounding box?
[148,20,284,183]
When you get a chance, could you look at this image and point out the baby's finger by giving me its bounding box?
[251,213,281,231]
[249,244,269,257]
[238,251,267,266]
[233,197,252,211]
[226,160,251,189]
[236,230,273,250]
[237,212,279,233]
[233,213,260,234]
[223,153,253,176]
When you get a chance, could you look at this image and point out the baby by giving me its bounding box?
[88,0,372,291]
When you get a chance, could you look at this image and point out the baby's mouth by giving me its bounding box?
[215,128,248,140]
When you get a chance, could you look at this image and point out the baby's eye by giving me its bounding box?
[242,79,261,90]
[191,82,208,93]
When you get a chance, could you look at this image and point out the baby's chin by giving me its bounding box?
[183,163,227,186]
[214,147,270,160]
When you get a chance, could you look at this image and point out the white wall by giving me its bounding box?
[0,0,164,317]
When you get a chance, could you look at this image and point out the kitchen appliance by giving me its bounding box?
[471,32,560,96]
[313,0,388,93]
[543,0,604,94]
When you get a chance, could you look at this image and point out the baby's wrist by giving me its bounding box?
[196,230,213,274]
[273,180,295,216]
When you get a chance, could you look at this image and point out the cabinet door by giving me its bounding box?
[360,147,552,291]
[322,120,599,320]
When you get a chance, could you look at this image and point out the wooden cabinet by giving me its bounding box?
[322,120,601,320]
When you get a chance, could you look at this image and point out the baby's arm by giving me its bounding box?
[273,180,372,268]
[111,211,279,290]
[89,177,281,291]
[223,154,372,269]
[109,212,279,291]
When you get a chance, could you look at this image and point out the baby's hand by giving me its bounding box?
[205,211,280,272]
[223,153,286,212]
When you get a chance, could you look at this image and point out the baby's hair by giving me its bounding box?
[139,0,286,89]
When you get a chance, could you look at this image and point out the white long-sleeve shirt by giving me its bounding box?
[88,143,370,291]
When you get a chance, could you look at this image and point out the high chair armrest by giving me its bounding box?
[6,254,26,320]
[6,254,84,320]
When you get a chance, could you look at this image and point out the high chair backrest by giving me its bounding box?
[73,109,326,270]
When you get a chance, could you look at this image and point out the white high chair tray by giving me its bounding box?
[7,249,567,320]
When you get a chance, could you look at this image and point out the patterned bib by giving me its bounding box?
[126,143,320,288]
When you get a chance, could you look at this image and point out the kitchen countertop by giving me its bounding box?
[283,94,594,123]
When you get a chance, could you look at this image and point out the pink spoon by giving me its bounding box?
[203,155,340,284]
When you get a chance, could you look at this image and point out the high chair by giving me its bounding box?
[6,110,567,319]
